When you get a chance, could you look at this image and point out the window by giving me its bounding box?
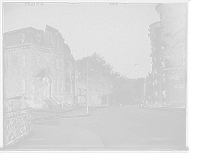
[36,34,40,44]
[154,91,158,97]
[83,89,86,95]
[56,37,60,51]
[22,55,25,67]
[22,79,26,93]
[79,88,81,95]
[154,56,157,63]
[162,89,166,97]
[21,32,25,43]
[66,82,70,94]
[153,34,156,39]
[36,56,40,66]
[162,74,166,82]
[154,69,157,74]
[161,59,165,68]
[3,35,6,41]
[163,101,167,106]
[160,45,165,52]
[154,79,157,85]
[160,30,163,36]
[56,59,60,70]
[151,46,156,52]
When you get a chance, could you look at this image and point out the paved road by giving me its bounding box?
[71,106,186,150]
[10,106,187,151]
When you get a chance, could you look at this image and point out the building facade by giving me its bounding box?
[143,73,152,106]
[155,4,187,107]
[149,21,162,106]
[142,4,187,108]
[3,25,76,107]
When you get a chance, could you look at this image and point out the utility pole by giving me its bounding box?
[86,55,89,114]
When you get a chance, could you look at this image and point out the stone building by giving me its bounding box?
[155,4,187,107]
[4,25,75,109]
[149,21,162,106]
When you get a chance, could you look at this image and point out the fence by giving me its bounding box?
[3,108,31,145]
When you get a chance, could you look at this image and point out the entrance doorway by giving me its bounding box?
[42,77,51,98]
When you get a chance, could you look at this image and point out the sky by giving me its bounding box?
[3,3,159,79]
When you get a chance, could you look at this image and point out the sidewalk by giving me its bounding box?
[141,106,186,113]
[8,106,105,150]
[32,106,98,121]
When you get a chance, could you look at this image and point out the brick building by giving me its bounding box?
[3,25,75,109]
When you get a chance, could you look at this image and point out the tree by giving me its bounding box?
[77,53,123,104]
[161,3,187,79]
[134,78,144,104]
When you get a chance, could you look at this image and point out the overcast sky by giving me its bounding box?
[3,3,159,79]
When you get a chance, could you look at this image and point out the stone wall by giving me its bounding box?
[4,105,31,146]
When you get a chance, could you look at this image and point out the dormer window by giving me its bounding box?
[21,32,25,43]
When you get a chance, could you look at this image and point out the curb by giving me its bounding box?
[31,107,99,121]
[140,107,186,113]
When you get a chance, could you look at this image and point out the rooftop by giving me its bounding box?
[149,21,161,31]
[4,26,44,34]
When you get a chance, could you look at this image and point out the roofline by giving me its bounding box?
[3,26,42,36]
[155,4,162,18]
[3,42,54,50]
[149,21,161,30]
[3,43,32,49]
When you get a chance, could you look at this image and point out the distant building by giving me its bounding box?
[143,73,152,106]
[102,78,138,106]
[3,25,75,110]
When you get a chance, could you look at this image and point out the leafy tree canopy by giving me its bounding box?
[134,78,144,95]
[77,53,123,103]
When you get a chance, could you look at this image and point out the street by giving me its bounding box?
[10,106,187,151]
